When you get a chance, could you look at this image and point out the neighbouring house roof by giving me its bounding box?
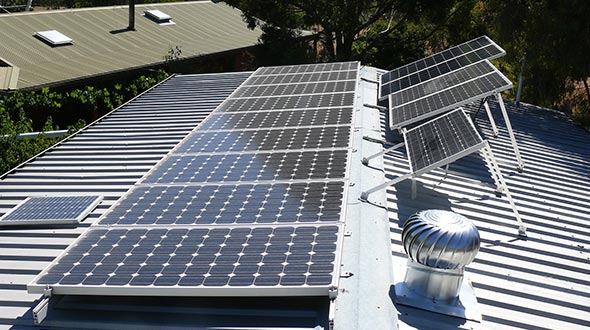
[0,1,262,90]
[0,64,588,330]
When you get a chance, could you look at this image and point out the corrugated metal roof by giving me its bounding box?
[0,64,588,330]
[384,100,590,330]
[0,71,251,329]
[0,1,262,90]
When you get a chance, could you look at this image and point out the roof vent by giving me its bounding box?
[34,30,73,46]
[144,10,175,25]
[393,210,482,321]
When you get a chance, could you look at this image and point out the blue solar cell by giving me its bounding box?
[0,195,102,226]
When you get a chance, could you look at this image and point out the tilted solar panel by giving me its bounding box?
[380,36,506,99]
[390,61,495,107]
[404,109,485,176]
[390,60,513,129]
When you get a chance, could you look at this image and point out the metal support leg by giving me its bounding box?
[496,94,525,172]
[481,143,527,237]
[411,178,417,200]
[362,142,405,165]
[480,147,503,194]
[360,173,413,202]
[484,101,499,137]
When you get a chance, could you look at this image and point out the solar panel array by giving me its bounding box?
[404,109,485,176]
[0,195,102,226]
[30,62,360,297]
[380,35,505,99]
[390,60,512,129]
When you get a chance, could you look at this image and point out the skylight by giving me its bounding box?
[144,10,175,25]
[34,30,73,46]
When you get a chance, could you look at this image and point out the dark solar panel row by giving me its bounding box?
[232,80,356,98]
[36,225,339,288]
[390,61,495,107]
[380,44,502,98]
[391,70,511,128]
[381,36,501,84]
[199,107,353,131]
[175,126,351,153]
[143,150,348,184]
[99,182,345,226]
[218,93,355,112]
[244,70,357,86]
[258,62,358,75]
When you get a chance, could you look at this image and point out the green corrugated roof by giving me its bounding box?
[0,1,262,89]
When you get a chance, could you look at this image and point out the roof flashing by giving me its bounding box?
[34,30,73,46]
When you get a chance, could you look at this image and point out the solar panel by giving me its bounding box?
[257,62,359,75]
[232,81,356,98]
[390,61,495,107]
[244,71,357,86]
[32,225,341,296]
[29,62,359,298]
[143,150,348,184]
[404,109,485,176]
[380,47,500,98]
[380,36,505,99]
[0,195,102,226]
[390,62,513,129]
[175,126,351,153]
[218,93,355,112]
[199,107,353,131]
[99,182,345,226]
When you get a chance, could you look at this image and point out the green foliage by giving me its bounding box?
[0,69,168,174]
[484,0,590,121]
[255,25,312,66]
[225,0,456,62]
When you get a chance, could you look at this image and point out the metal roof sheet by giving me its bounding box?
[385,100,590,330]
[0,2,262,90]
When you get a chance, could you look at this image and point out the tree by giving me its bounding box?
[485,0,590,111]
[224,0,457,62]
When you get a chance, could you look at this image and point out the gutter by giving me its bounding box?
[2,130,68,140]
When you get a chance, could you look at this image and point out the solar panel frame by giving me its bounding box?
[379,36,506,100]
[0,195,103,226]
[403,108,486,176]
[389,60,513,130]
[28,223,344,297]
